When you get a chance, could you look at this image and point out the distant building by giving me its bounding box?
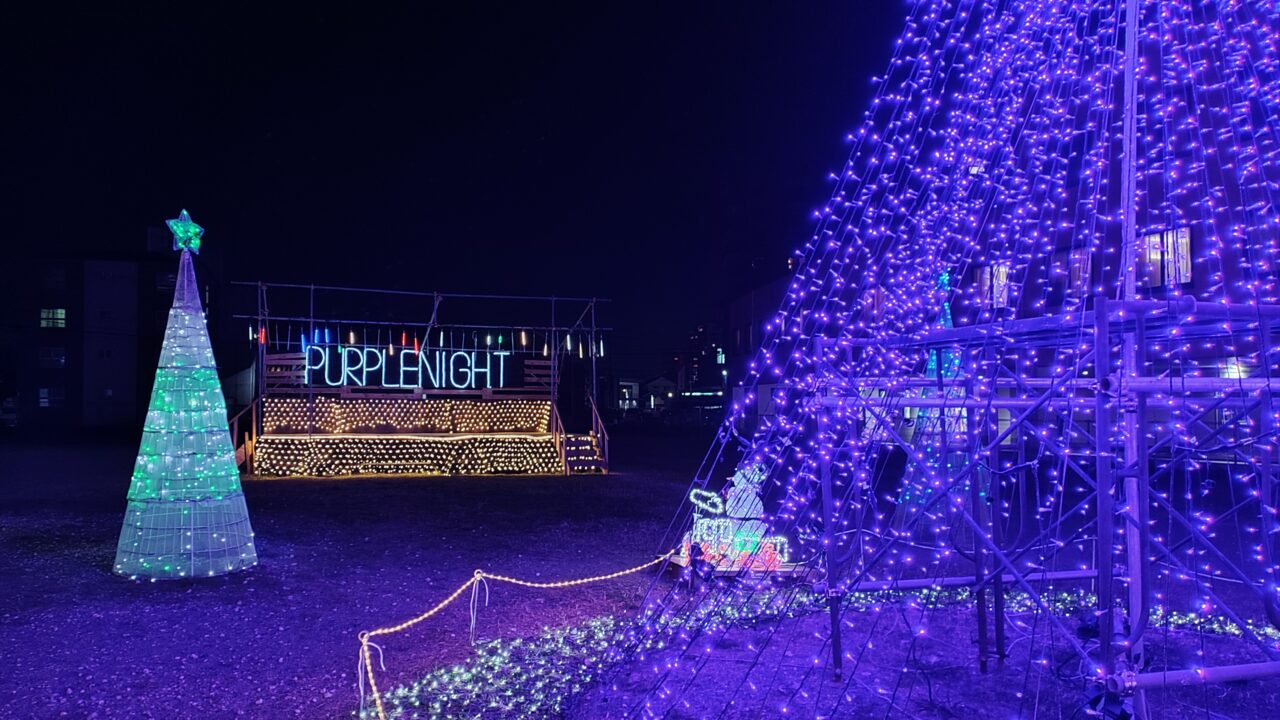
[6,260,139,429]
[726,270,790,425]
[643,375,677,411]
[675,324,727,394]
[617,378,641,411]
[728,272,789,372]
[1,224,231,432]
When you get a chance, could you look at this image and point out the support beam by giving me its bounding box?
[1108,661,1280,692]
[850,568,1104,592]
[1094,295,1117,676]
[819,442,844,680]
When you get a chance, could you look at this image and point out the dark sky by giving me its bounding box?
[3,3,903,375]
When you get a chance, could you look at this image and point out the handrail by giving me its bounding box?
[588,394,609,472]
[228,400,259,473]
[549,403,568,475]
[231,279,612,305]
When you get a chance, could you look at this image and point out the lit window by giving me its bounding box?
[867,285,887,322]
[40,308,66,328]
[38,387,65,408]
[1141,227,1191,287]
[979,262,1011,309]
[1222,358,1249,380]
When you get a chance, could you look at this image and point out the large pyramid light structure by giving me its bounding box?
[114,210,257,579]
[611,0,1280,716]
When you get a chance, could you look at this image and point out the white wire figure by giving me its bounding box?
[682,465,789,572]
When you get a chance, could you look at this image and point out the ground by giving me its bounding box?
[0,430,706,719]
[5,432,1280,720]
[569,597,1280,719]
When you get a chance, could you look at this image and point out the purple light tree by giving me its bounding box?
[622,0,1280,717]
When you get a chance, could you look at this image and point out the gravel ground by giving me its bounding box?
[6,430,1279,720]
[570,595,1280,719]
[0,430,707,719]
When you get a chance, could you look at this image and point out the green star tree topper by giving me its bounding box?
[166,209,203,253]
[114,210,257,579]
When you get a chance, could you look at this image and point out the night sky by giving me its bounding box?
[3,3,903,375]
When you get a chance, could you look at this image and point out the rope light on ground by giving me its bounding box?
[357,552,673,720]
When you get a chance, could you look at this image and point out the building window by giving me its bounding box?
[1141,227,1192,287]
[38,347,66,369]
[38,387,65,409]
[979,262,1011,309]
[866,285,887,322]
[1222,358,1250,379]
[40,308,66,328]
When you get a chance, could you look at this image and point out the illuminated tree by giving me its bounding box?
[114,210,258,579]
[619,0,1280,716]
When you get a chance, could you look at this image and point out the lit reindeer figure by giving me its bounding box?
[682,465,789,572]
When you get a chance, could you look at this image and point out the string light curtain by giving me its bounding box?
[614,0,1280,716]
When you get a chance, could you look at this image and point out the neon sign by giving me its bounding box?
[304,345,514,390]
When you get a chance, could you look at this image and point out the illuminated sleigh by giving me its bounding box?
[676,465,794,574]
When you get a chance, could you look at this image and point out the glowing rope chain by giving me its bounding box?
[357,552,673,720]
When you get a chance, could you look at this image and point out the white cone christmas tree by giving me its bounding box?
[114,210,257,579]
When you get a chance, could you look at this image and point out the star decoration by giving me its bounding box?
[167,209,204,254]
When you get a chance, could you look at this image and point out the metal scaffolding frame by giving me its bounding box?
[817,298,1280,695]
[644,297,1280,717]
[633,1,1280,716]
[226,281,611,472]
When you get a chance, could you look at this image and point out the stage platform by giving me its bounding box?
[250,396,606,477]
[229,286,611,478]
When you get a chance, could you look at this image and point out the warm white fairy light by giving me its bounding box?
[255,397,567,476]
[262,397,552,434]
[255,433,563,476]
